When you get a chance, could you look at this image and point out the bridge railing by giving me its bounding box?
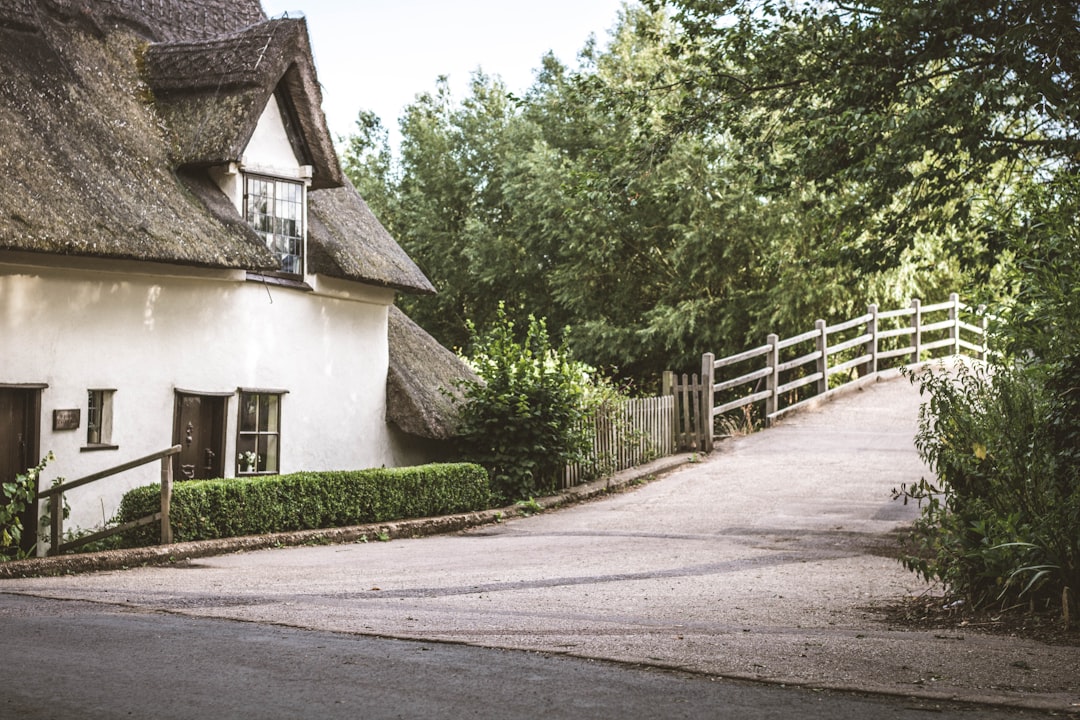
[673,294,989,452]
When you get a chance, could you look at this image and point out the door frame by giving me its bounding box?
[1,384,45,554]
[172,390,231,480]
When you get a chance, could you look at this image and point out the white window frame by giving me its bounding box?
[243,174,307,277]
[84,388,117,451]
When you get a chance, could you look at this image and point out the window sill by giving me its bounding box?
[246,272,312,292]
[81,444,119,452]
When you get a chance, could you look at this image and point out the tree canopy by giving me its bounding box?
[343,1,1076,389]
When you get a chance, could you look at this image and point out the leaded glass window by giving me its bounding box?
[244,176,304,275]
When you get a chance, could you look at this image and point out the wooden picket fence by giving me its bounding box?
[561,395,676,488]
[669,294,991,452]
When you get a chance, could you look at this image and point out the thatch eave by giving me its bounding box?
[307,185,436,296]
[0,22,278,271]
[386,305,477,440]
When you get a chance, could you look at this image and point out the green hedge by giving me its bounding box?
[115,463,490,546]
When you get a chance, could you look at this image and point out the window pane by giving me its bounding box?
[243,175,304,276]
[236,391,282,476]
[87,390,101,445]
[240,393,258,433]
[236,436,258,474]
[258,435,279,473]
[258,394,279,433]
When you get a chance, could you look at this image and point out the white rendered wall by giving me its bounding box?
[0,253,403,538]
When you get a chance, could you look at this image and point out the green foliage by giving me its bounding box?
[455,305,590,503]
[342,5,984,388]
[114,464,490,546]
[1,452,51,559]
[650,0,1077,277]
[898,177,1080,619]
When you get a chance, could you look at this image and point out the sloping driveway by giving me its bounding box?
[3,371,1078,712]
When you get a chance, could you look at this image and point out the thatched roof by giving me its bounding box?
[0,0,266,42]
[144,18,343,189]
[0,0,432,294]
[308,186,435,294]
[386,306,478,440]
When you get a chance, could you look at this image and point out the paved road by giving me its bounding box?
[2,373,1077,716]
[0,593,1052,720]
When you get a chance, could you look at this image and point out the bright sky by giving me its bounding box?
[261,0,629,146]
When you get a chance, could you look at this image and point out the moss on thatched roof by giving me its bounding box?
[387,306,478,440]
[0,1,432,294]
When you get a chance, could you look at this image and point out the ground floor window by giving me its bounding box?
[85,389,116,449]
[237,390,283,475]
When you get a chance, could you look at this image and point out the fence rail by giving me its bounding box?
[37,445,181,555]
[673,294,989,452]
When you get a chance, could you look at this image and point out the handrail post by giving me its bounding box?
[49,493,62,557]
[910,299,922,364]
[863,304,878,377]
[765,334,779,424]
[949,292,960,357]
[814,319,828,396]
[160,454,173,546]
[701,353,715,453]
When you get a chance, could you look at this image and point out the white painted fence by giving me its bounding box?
[688,294,990,452]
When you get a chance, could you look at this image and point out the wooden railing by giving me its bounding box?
[681,294,989,452]
[37,445,181,556]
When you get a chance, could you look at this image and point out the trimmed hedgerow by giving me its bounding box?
[115,463,490,546]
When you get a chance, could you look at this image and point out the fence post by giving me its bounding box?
[978,305,988,360]
[814,319,828,396]
[160,455,173,545]
[910,298,922,364]
[701,353,715,453]
[949,292,960,357]
[661,371,675,449]
[765,333,779,424]
[863,304,878,377]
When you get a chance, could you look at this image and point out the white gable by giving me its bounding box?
[243,94,304,177]
[211,94,313,213]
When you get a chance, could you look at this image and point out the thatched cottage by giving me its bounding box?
[0,0,471,552]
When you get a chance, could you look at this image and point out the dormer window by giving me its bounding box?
[244,175,304,275]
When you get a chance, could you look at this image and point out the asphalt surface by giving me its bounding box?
[0,593,1053,720]
[2,370,1078,717]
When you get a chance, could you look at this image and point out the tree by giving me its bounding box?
[342,2,997,388]
[646,0,1078,275]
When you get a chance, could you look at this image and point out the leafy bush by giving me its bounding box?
[456,305,591,503]
[900,362,1077,610]
[1,453,52,559]
[115,463,490,546]
[898,178,1080,620]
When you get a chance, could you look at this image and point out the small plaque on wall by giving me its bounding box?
[53,408,80,431]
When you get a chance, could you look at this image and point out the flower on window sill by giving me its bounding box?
[238,451,258,470]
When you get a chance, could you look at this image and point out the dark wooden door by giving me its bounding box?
[0,388,40,553]
[174,394,226,480]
